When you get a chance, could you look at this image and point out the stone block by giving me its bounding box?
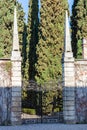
[64,81,75,87]
[64,67,74,72]
[11,106,21,112]
[12,101,21,107]
[11,120,21,125]
[12,77,21,82]
[63,78,75,83]
[12,87,21,92]
[63,87,75,91]
[64,71,74,76]
[63,96,75,101]
[64,51,73,57]
[12,62,21,67]
[12,81,22,86]
[63,90,75,96]
[63,101,75,106]
[12,71,21,77]
[11,112,21,117]
[11,116,21,122]
[12,97,21,102]
[63,106,75,111]
[63,63,74,68]
[12,66,21,71]
[64,110,75,116]
[64,115,75,120]
[12,91,21,97]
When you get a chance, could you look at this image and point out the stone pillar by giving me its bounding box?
[11,6,22,125]
[63,58,76,123]
[11,58,22,125]
[62,11,76,123]
[82,38,87,59]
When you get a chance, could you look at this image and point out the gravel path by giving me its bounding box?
[0,124,87,130]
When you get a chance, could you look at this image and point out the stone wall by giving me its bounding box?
[0,59,11,125]
[75,60,87,123]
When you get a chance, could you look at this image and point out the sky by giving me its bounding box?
[18,0,74,22]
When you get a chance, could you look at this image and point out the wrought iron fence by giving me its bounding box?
[22,80,63,124]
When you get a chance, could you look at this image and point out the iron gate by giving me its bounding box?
[22,80,63,124]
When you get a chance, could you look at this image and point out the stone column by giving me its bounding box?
[11,6,22,125]
[62,11,76,123]
[63,58,76,123]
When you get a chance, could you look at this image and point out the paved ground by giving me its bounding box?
[0,124,87,130]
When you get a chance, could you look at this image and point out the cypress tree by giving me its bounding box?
[27,0,39,81]
[35,0,68,84]
[71,0,87,58]
[22,0,39,113]
[35,0,68,115]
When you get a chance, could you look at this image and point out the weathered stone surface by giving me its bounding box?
[64,106,75,111]
[12,62,21,67]
[12,91,21,97]
[75,61,87,123]
[63,62,75,68]
[12,87,21,92]
[11,77,21,81]
[12,72,21,77]
[11,107,21,112]
[63,12,76,124]
[63,96,75,101]
[11,112,21,117]
[12,97,21,102]
[12,101,21,107]
[0,60,11,125]
[64,11,72,54]
[11,117,21,122]
[63,111,75,116]
[12,81,22,86]
[12,66,21,71]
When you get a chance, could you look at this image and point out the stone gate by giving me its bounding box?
[1,7,87,125]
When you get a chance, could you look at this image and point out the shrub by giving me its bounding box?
[22,108,36,115]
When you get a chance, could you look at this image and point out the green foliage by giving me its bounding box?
[28,0,39,80]
[22,23,29,88]
[0,0,14,58]
[23,0,39,87]
[22,108,36,115]
[0,0,25,58]
[76,39,82,59]
[41,81,63,115]
[0,48,4,58]
[71,0,87,58]
[35,0,68,84]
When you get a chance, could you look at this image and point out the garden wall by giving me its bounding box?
[0,59,11,125]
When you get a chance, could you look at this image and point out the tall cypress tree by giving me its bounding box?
[71,0,87,58]
[27,0,39,81]
[35,0,68,84]
[0,0,25,58]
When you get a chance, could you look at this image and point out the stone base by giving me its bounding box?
[64,119,76,124]
[11,121,21,126]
